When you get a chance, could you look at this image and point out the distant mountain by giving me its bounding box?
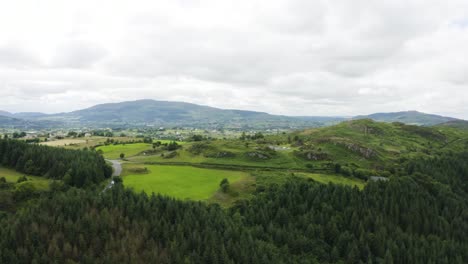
[1,101,464,129]
[0,110,13,117]
[35,99,338,129]
[294,116,347,123]
[0,115,58,130]
[0,111,48,119]
[13,112,48,119]
[353,111,459,126]
[0,115,24,127]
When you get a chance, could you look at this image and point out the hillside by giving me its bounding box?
[0,110,12,117]
[288,119,467,171]
[1,119,467,263]
[354,110,458,126]
[0,111,47,119]
[437,120,468,130]
[112,119,468,181]
[0,116,26,128]
[0,115,61,129]
[0,115,45,129]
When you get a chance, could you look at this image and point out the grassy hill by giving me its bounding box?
[105,119,468,180]
[290,119,468,169]
[83,119,468,205]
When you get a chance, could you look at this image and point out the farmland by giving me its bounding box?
[40,138,87,147]
[41,136,136,150]
[0,166,50,190]
[122,164,248,201]
[96,143,153,159]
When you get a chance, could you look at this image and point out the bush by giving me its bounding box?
[191,135,204,141]
[14,181,37,201]
[188,142,213,155]
[16,176,28,183]
[164,151,178,159]
[49,181,66,192]
[334,163,341,173]
[166,142,180,151]
[353,168,373,180]
[220,178,230,193]
[113,177,123,184]
[340,166,353,177]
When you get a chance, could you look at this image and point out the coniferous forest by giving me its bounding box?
[0,137,467,263]
[2,1,468,263]
[0,139,112,187]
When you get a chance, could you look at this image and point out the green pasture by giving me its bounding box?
[0,166,50,190]
[298,172,365,189]
[96,143,153,159]
[123,164,248,200]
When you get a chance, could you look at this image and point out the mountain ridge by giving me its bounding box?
[353,110,459,126]
[0,100,464,129]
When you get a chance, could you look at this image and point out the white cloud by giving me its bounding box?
[0,0,467,119]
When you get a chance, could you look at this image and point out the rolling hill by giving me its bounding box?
[354,110,458,126]
[32,99,340,129]
[0,100,464,129]
[437,120,468,130]
[261,118,468,174]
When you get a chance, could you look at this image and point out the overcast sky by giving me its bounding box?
[1,0,467,118]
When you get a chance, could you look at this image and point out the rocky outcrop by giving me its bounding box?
[245,151,270,160]
[295,151,329,161]
[341,143,376,159]
[305,152,329,161]
[205,151,235,158]
[313,138,377,159]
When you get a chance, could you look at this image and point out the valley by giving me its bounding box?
[0,104,467,263]
[2,2,467,261]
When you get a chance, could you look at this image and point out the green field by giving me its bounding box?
[0,166,50,190]
[96,141,187,159]
[96,143,153,159]
[123,165,248,200]
[298,172,365,189]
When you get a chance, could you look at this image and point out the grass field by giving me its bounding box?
[297,172,365,189]
[96,143,153,159]
[40,139,87,147]
[128,140,314,170]
[0,166,50,190]
[40,136,138,150]
[97,141,187,159]
[123,165,248,200]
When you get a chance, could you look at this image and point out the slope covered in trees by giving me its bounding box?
[0,126,467,263]
[0,139,112,187]
[0,151,466,263]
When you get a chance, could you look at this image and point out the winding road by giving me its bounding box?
[108,159,122,177]
[103,159,122,192]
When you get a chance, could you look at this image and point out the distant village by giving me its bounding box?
[0,126,288,143]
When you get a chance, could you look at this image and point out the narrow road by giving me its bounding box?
[108,159,122,177]
[103,159,122,192]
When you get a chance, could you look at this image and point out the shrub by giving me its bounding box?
[220,178,230,193]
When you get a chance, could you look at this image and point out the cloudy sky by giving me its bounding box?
[1,0,468,118]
